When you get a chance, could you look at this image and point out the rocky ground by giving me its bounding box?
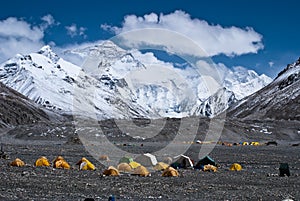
[0,119,299,201]
[0,141,299,200]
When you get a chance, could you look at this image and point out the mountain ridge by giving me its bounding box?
[0,42,272,119]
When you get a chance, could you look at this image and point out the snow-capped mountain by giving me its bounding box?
[0,41,272,119]
[65,41,198,118]
[223,66,272,100]
[227,57,300,120]
[64,41,271,117]
[0,45,153,119]
[195,87,237,117]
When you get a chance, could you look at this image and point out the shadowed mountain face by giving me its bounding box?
[227,57,300,121]
[0,82,50,128]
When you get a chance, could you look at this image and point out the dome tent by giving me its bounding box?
[135,153,157,167]
[118,156,133,164]
[229,163,242,171]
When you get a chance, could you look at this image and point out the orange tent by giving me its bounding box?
[35,156,50,167]
[162,167,179,177]
[10,158,25,167]
[103,166,120,176]
[53,156,70,169]
[132,165,150,177]
[203,164,217,172]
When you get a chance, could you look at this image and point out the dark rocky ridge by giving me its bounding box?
[0,82,50,128]
[227,57,300,121]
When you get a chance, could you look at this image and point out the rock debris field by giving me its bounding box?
[0,140,299,201]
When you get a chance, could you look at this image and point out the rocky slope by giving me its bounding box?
[0,82,50,128]
[227,57,300,121]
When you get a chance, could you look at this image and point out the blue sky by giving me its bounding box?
[1,0,300,78]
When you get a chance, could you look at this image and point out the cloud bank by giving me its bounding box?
[102,10,263,57]
[0,17,46,62]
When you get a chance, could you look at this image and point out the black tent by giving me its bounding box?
[194,156,216,169]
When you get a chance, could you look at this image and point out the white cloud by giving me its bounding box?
[65,24,87,38]
[0,17,46,62]
[0,17,44,41]
[65,24,77,37]
[41,14,59,30]
[268,61,274,67]
[102,10,263,57]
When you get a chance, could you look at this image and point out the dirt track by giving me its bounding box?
[0,142,299,201]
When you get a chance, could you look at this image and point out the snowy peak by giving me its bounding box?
[65,40,145,78]
[224,66,272,100]
[37,45,60,63]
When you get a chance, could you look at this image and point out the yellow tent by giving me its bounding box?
[229,163,242,171]
[132,165,150,177]
[117,163,132,173]
[162,167,179,177]
[53,156,70,169]
[203,164,217,172]
[10,158,25,167]
[154,162,169,171]
[35,156,50,167]
[129,161,141,169]
[242,142,249,146]
[76,157,95,170]
[251,142,260,146]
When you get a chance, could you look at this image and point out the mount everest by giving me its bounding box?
[0,41,272,119]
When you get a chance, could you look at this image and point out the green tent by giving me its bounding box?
[118,156,134,164]
[194,156,216,169]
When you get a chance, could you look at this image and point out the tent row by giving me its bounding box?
[9,154,243,176]
[9,156,96,170]
[218,141,261,146]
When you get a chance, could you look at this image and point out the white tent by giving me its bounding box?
[171,154,193,169]
[135,153,158,167]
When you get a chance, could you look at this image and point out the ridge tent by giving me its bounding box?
[170,155,193,169]
[135,153,157,167]
[194,156,216,169]
[118,156,133,164]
